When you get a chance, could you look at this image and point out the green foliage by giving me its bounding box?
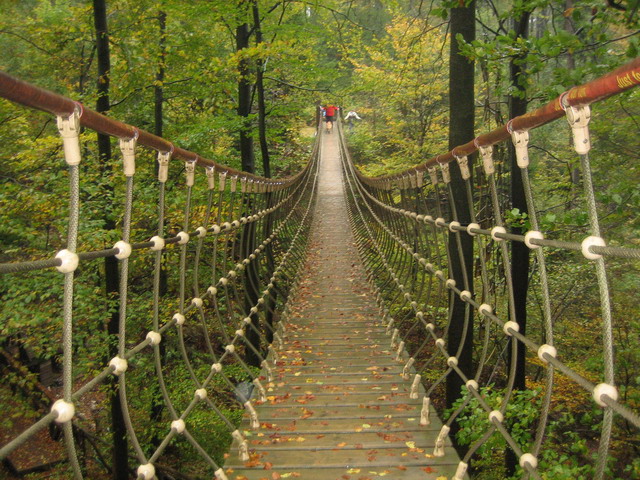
[338,11,449,174]
[446,386,541,478]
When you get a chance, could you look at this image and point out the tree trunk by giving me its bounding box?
[506,9,531,476]
[236,9,261,366]
[252,1,271,178]
[251,1,279,345]
[445,0,475,455]
[92,1,129,478]
[236,20,255,173]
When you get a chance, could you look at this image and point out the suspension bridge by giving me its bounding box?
[0,59,639,480]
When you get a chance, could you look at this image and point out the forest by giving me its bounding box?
[0,0,639,479]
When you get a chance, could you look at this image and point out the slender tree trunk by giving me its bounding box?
[251,1,279,344]
[236,9,261,366]
[445,0,475,455]
[92,1,128,478]
[236,20,255,173]
[252,1,271,178]
[506,9,531,476]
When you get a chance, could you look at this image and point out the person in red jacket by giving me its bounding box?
[323,104,338,130]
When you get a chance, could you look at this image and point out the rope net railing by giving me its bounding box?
[0,72,318,479]
[339,58,640,480]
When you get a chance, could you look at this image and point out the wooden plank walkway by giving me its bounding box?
[224,132,463,479]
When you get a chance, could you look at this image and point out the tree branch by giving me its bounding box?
[109,78,194,108]
[263,76,329,92]
[0,29,55,56]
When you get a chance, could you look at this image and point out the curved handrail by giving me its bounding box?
[0,70,302,188]
[357,57,640,185]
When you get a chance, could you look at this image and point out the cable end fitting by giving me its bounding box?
[109,356,128,375]
[519,453,538,470]
[489,410,504,424]
[581,235,606,260]
[466,379,479,392]
[51,399,75,423]
[593,383,618,407]
[55,249,79,273]
[146,331,162,346]
[195,388,207,400]
[137,463,155,480]
[525,230,544,249]
[491,226,506,242]
[173,313,186,326]
[537,344,557,363]
[114,241,132,260]
[503,320,520,336]
[149,236,165,251]
[171,419,186,434]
